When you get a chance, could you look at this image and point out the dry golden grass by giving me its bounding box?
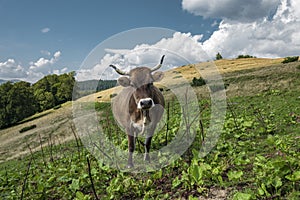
[215,58,283,73]
[92,58,284,102]
[0,102,74,163]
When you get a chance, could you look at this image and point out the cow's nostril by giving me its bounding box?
[148,100,153,106]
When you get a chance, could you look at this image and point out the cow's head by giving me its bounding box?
[110,55,165,111]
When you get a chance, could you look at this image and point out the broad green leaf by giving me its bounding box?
[243,120,253,128]
[75,191,85,200]
[272,176,282,189]
[69,179,80,192]
[261,183,271,197]
[188,196,198,200]
[228,170,243,181]
[258,187,265,196]
[232,192,252,200]
[172,176,181,189]
[286,171,300,181]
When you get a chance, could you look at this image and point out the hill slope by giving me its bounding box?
[0,57,298,163]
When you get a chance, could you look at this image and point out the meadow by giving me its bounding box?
[0,58,299,199]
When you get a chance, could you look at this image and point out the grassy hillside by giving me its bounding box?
[94,58,285,101]
[0,102,74,163]
[0,58,299,199]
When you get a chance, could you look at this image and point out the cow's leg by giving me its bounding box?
[144,125,155,162]
[144,104,164,162]
[144,136,152,162]
[127,134,135,168]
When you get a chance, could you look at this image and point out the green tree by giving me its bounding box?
[7,81,37,124]
[33,72,76,111]
[0,81,37,128]
[282,56,299,63]
[34,89,55,111]
[0,82,13,128]
[0,72,76,128]
[56,72,75,103]
[216,52,223,60]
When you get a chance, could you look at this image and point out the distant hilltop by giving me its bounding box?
[0,79,21,85]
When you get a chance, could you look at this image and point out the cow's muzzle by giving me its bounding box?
[137,98,154,110]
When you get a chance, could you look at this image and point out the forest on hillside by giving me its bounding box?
[0,73,118,129]
[0,72,76,129]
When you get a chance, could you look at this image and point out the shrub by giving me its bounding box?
[192,77,206,86]
[173,75,183,79]
[19,124,37,133]
[110,93,117,98]
[216,52,223,60]
[237,55,256,59]
[282,56,299,64]
[172,71,181,74]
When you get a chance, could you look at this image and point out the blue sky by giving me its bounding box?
[0,0,299,82]
[0,0,217,80]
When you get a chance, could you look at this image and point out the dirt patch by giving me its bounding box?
[199,187,229,200]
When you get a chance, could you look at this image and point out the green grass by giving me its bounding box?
[1,88,299,199]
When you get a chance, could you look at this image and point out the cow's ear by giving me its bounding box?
[152,71,164,82]
[118,77,130,87]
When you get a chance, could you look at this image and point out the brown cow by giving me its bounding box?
[110,55,165,168]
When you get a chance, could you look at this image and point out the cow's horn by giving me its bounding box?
[151,55,165,72]
[109,64,129,75]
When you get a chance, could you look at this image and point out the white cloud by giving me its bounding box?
[183,0,300,58]
[53,51,61,58]
[41,27,50,33]
[182,0,281,22]
[61,67,68,73]
[30,51,61,69]
[77,0,300,81]
[0,51,64,83]
[0,58,27,79]
[76,32,211,81]
[27,51,62,82]
[0,58,15,67]
[78,0,300,82]
[25,71,46,83]
[53,67,68,75]
[211,20,219,27]
[33,57,51,68]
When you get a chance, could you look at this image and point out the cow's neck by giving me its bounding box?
[130,108,152,136]
[142,110,151,125]
[131,109,151,125]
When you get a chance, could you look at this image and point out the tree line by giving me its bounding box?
[0,72,76,129]
[75,79,117,97]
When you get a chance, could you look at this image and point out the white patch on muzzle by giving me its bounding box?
[137,98,154,109]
